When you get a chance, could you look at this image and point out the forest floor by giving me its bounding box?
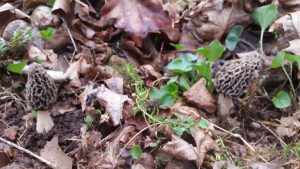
[0,0,300,169]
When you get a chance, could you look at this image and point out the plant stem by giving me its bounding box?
[239,39,256,50]
[281,64,298,100]
[259,29,265,55]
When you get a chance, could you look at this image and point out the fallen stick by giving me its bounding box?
[0,136,56,168]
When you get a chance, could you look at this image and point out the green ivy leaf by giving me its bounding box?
[40,27,56,41]
[198,118,209,129]
[150,83,178,106]
[194,60,212,80]
[167,53,198,74]
[225,25,244,51]
[251,4,278,31]
[272,90,291,109]
[130,145,142,159]
[196,40,226,62]
[170,43,184,50]
[7,61,27,73]
[271,51,285,68]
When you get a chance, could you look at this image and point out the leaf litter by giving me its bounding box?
[0,0,299,169]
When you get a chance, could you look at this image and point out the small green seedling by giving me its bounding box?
[251,4,278,53]
[272,90,291,109]
[10,29,32,50]
[84,115,94,126]
[150,82,178,106]
[196,40,226,62]
[31,110,38,117]
[130,145,142,159]
[0,38,8,57]
[7,61,27,74]
[198,118,209,129]
[40,27,56,41]
[225,25,244,51]
[170,43,184,50]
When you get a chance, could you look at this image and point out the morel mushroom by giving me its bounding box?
[214,53,263,97]
[26,63,57,133]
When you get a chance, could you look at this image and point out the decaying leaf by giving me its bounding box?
[104,77,124,94]
[101,0,172,38]
[270,11,300,51]
[40,136,73,169]
[96,85,130,126]
[183,79,216,112]
[161,127,218,168]
[249,157,286,169]
[217,93,234,120]
[275,112,300,137]
[212,160,239,169]
[180,0,249,49]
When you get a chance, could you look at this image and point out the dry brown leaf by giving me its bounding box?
[161,134,198,161]
[284,39,300,55]
[40,136,73,169]
[64,59,82,87]
[101,0,172,38]
[183,78,216,112]
[249,157,286,169]
[79,83,97,111]
[52,0,71,17]
[270,11,300,50]
[190,127,219,167]
[180,0,249,49]
[275,112,300,137]
[104,77,124,94]
[217,93,234,120]
[213,160,239,169]
[96,85,130,126]
[279,0,300,12]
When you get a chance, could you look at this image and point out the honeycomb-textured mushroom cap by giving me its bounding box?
[214,54,263,97]
[26,63,57,110]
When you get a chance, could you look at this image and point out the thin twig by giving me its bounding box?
[0,136,56,168]
[62,19,78,62]
[211,123,268,162]
[239,39,257,51]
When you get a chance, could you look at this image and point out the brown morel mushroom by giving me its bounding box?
[26,63,57,133]
[214,53,263,97]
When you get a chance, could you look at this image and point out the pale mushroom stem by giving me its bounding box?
[36,110,54,133]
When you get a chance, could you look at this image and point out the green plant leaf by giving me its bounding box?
[198,118,209,129]
[150,140,161,148]
[150,83,178,106]
[272,91,291,109]
[271,51,285,68]
[170,43,184,50]
[84,115,94,125]
[7,61,27,73]
[295,145,300,158]
[194,60,212,80]
[196,40,226,61]
[130,145,142,159]
[31,110,38,117]
[285,53,300,63]
[178,75,190,90]
[251,4,278,31]
[225,25,244,51]
[47,0,56,7]
[167,53,198,74]
[40,27,56,41]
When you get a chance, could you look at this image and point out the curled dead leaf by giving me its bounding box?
[101,0,172,38]
[183,79,216,112]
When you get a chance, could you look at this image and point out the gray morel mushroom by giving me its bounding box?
[26,63,57,133]
[214,53,263,97]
